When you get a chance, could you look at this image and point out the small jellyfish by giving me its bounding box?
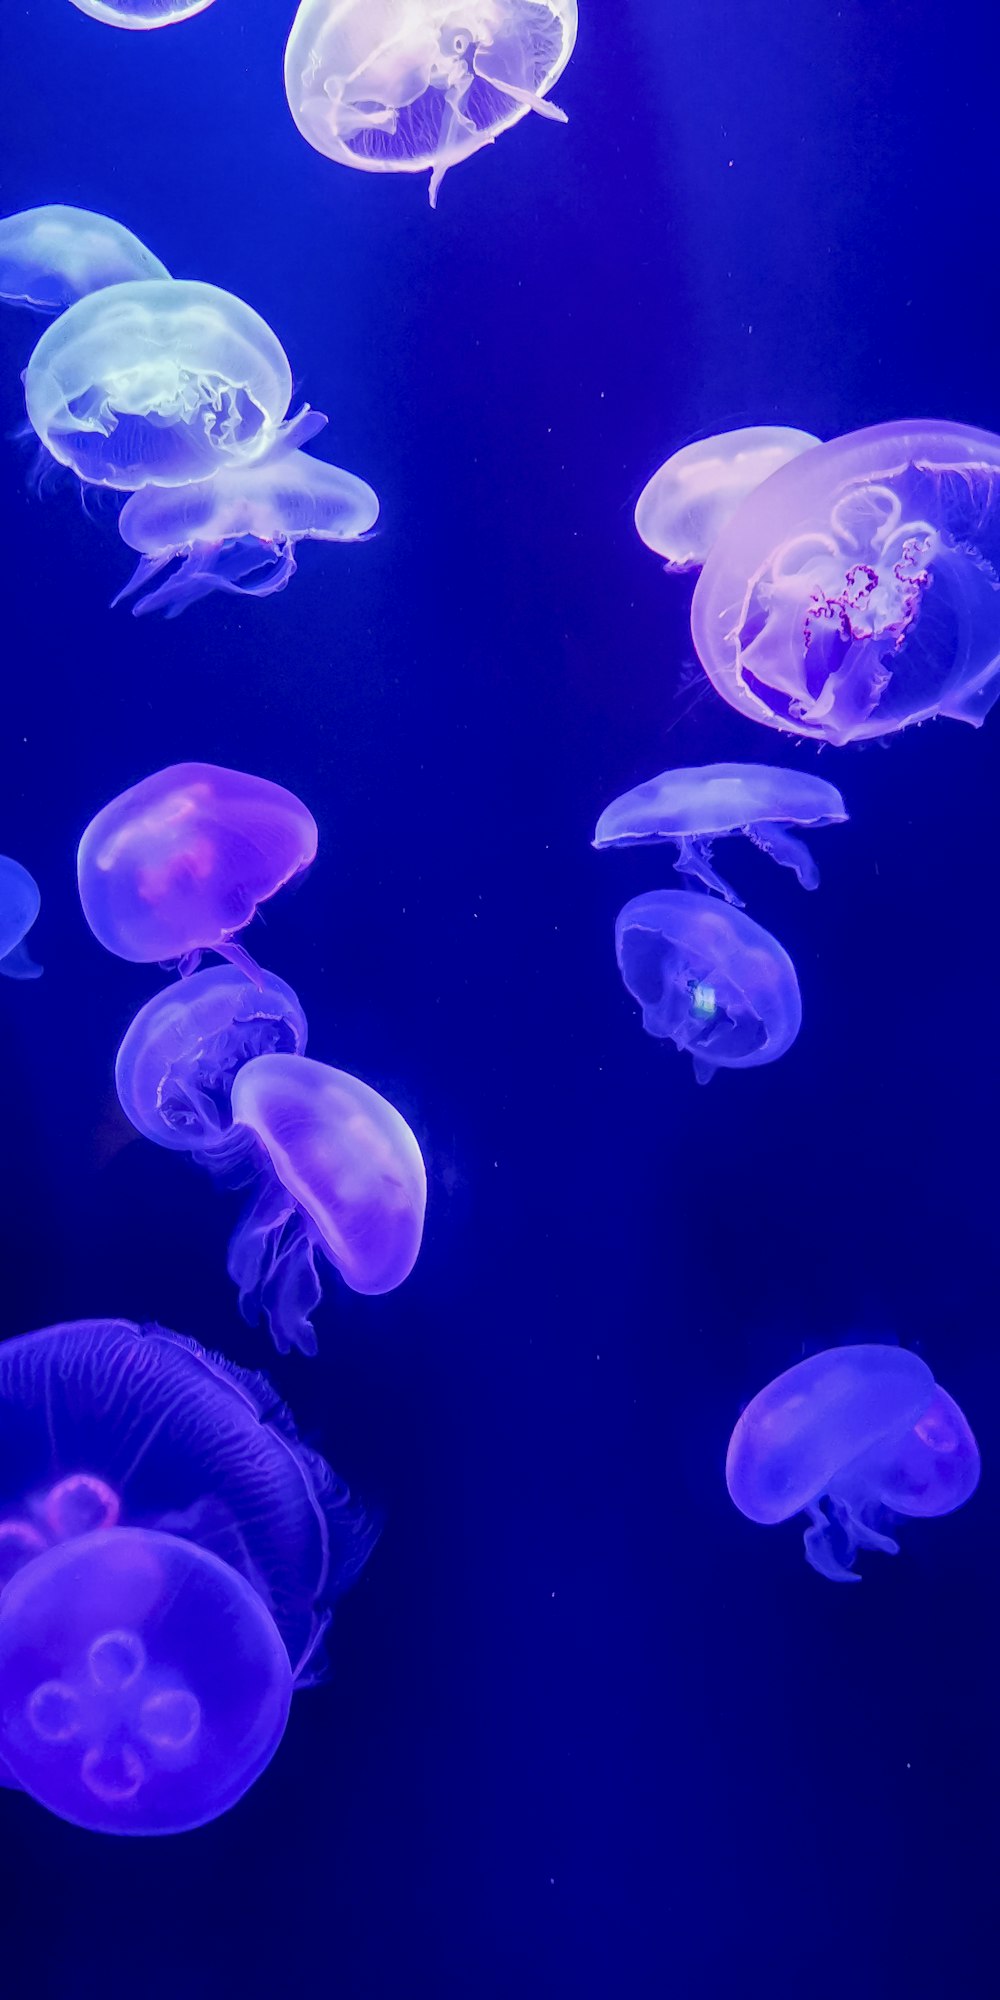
[23,280,297,490]
[284,0,578,208]
[594,763,847,904]
[0,857,42,980]
[227,1053,427,1355]
[68,0,216,25]
[77,761,318,982]
[0,1319,373,1832]
[111,409,380,616]
[691,418,1000,744]
[726,1344,980,1583]
[115,964,308,1154]
[0,206,169,315]
[634,427,821,572]
[614,890,801,1082]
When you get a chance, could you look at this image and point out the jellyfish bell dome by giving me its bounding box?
[634,426,821,572]
[594,762,846,902]
[691,418,1000,745]
[23,279,294,490]
[68,0,217,28]
[284,0,578,208]
[0,856,42,979]
[614,890,802,1082]
[0,205,169,315]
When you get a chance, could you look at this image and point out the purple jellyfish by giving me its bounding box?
[0,856,42,979]
[726,1344,980,1583]
[594,762,846,904]
[0,1319,373,1833]
[634,425,821,572]
[615,890,801,1082]
[77,762,318,982]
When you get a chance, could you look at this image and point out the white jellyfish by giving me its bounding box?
[0,206,169,315]
[635,426,822,573]
[68,0,217,27]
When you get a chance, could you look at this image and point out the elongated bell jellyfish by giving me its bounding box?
[726,1344,980,1583]
[635,427,821,573]
[227,1053,427,1355]
[594,763,846,904]
[77,762,318,983]
[115,965,308,1155]
[112,409,380,616]
[0,1319,373,1833]
[614,890,801,1083]
[284,0,578,208]
[23,280,297,489]
[691,419,1000,744]
[0,857,42,980]
[68,0,216,25]
[0,206,169,315]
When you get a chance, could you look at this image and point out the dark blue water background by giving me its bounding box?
[1,3,998,1994]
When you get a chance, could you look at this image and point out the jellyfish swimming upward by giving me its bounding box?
[0,205,169,315]
[726,1344,980,1583]
[77,761,318,981]
[634,426,821,573]
[595,763,847,904]
[0,1319,373,1833]
[0,858,42,980]
[284,0,579,207]
[615,890,801,1082]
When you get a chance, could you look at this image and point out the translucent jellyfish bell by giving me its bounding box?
[0,206,169,315]
[726,1344,980,1583]
[614,890,801,1082]
[228,1053,428,1355]
[284,0,579,208]
[77,762,318,981]
[115,965,308,1156]
[594,762,847,904]
[691,419,1000,744]
[0,857,42,980]
[112,409,380,617]
[23,280,294,490]
[635,426,821,572]
[68,0,217,26]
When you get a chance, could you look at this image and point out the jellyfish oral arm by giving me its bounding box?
[673,835,743,905]
[802,1493,901,1584]
[227,1177,322,1356]
[743,821,820,890]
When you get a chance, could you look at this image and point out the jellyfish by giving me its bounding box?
[68,0,216,25]
[0,1318,373,1833]
[690,418,1000,745]
[614,890,801,1082]
[0,857,42,980]
[23,280,298,489]
[0,206,169,315]
[634,426,821,572]
[225,1053,427,1355]
[77,761,318,982]
[284,0,578,208]
[594,763,847,904]
[110,409,380,616]
[726,1344,980,1583]
[115,964,308,1155]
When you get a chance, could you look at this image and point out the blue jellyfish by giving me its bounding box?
[284,0,578,208]
[0,206,169,315]
[0,1319,373,1833]
[77,762,318,982]
[68,0,216,26]
[594,763,847,903]
[0,857,42,980]
[634,426,821,572]
[115,964,308,1155]
[691,418,1000,744]
[726,1344,980,1583]
[614,890,801,1082]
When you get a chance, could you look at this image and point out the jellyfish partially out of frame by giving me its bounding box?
[78,762,318,982]
[614,890,801,1083]
[691,419,1000,745]
[594,763,847,904]
[0,857,42,979]
[115,964,308,1155]
[284,0,578,208]
[635,426,821,573]
[0,206,169,315]
[227,1054,427,1355]
[726,1344,980,1583]
[112,409,380,616]
[23,280,297,489]
[0,1319,374,1834]
[68,0,216,26]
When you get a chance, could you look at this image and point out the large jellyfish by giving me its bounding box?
[284,0,578,208]
[112,409,380,616]
[726,1344,980,1583]
[614,890,801,1082]
[0,1319,373,1833]
[0,858,42,980]
[634,426,821,572]
[594,763,847,904]
[77,762,318,981]
[115,964,308,1155]
[23,280,297,489]
[0,206,169,315]
[227,1054,427,1355]
[68,0,216,25]
[690,419,1000,745]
